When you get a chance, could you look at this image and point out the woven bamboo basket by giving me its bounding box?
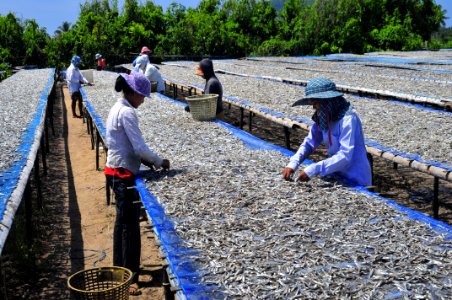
[185,94,218,121]
[67,266,132,300]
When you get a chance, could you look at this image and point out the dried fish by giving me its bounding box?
[83,70,452,299]
[0,69,53,174]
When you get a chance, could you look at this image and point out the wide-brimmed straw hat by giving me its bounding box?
[141,46,151,54]
[120,71,151,97]
[292,77,343,106]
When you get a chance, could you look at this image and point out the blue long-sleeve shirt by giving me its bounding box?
[287,112,372,186]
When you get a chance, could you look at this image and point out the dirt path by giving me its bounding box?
[1,83,164,299]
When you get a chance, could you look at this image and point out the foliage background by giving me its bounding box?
[0,0,450,70]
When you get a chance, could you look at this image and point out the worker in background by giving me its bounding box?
[282,78,371,186]
[144,63,164,93]
[133,46,151,74]
[66,55,92,118]
[185,58,224,120]
[95,53,106,70]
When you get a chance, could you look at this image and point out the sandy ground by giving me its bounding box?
[1,83,164,299]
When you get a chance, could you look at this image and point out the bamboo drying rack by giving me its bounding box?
[164,78,451,219]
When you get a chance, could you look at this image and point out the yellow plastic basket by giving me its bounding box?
[67,266,132,300]
[185,94,218,121]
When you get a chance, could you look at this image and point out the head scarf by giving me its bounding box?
[71,55,81,67]
[312,96,351,130]
[312,96,352,146]
[199,58,215,80]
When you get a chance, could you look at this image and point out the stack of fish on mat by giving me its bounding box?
[159,61,451,168]
[83,71,452,298]
[0,69,53,172]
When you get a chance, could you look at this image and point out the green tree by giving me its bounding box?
[158,3,194,56]
[54,21,71,36]
[0,13,24,66]
[22,19,49,66]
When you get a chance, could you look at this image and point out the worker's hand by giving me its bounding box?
[297,170,310,182]
[161,159,170,170]
[282,167,294,181]
[141,159,155,170]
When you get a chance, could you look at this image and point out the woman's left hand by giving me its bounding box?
[161,159,170,170]
[297,170,310,182]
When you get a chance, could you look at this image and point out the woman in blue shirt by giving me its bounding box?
[282,78,372,186]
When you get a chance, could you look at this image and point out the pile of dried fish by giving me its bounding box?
[332,50,452,64]
[217,59,452,96]
[0,69,52,173]
[252,51,452,73]
[158,61,452,167]
[84,71,452,298]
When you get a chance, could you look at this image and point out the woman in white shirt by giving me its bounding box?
[144,63,164,93]
[66,55,92,118]
[133,46,151,74]
[105,71,169,295]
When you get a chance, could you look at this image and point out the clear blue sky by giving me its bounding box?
[0,0,451,35]
[0,1,201,35]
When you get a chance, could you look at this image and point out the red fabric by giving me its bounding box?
[104,167,133,178]
[97,58,106,69]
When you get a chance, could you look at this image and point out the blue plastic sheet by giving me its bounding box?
[215,120,294,156]
[0,69,55,224]
[135,177,221,297]
[81,88,107,138]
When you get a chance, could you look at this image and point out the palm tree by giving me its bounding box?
[54,21,71,36]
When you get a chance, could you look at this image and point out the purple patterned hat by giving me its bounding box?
[120,71,151,97]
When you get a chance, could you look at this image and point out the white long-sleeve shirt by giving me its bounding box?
[287,112,372,186]
[133,55,149,74]
[66,63,88,95]
[106,98,163,174]
[144,64,164,92]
